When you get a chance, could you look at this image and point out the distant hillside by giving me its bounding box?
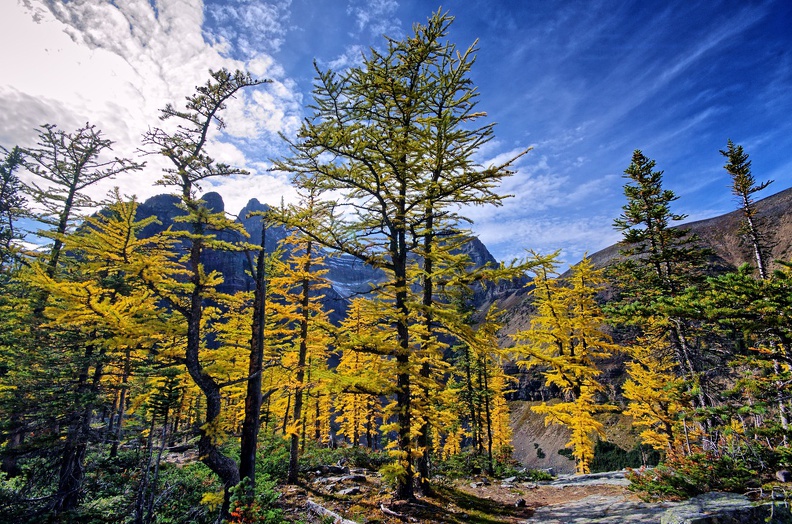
[498,185,792,340]
[587,185,792,272]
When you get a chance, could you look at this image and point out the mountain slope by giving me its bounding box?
[499,186,792,339]
[587,185,792,272]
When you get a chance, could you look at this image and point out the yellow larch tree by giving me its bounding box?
[334,297,393,449]
[622,338,687,451]
[512,255,618,474]
[266,222,333,484]
[25,194,182,508]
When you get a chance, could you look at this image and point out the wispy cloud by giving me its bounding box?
[346,0,400,37]
[204,0,292,57]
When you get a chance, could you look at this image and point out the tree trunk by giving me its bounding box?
[288,241,312,484]
[481,358,494,475]
[135,413,157,524]
[110,347,131,458]
[184,231,239,519]
[52,346,104,514]
[415,214,434,494]
[145,411,170,524]
[239,216,267,491]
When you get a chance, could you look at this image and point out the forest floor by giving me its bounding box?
[277,470,638,523]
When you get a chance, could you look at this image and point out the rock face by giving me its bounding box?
[134,192,516,323]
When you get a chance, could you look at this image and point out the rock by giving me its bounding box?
[341,474,367,482]
[525,494,668,523]
[318,464,349,475]
[306,499,358,524]
[470,482,483,488]
[524,491,792,524]
[659,492,792,524]
[132,192,515,326]
[338,486,361,496]
[777,469,792,482]
[548,470,629,487]
[502,476,517,483]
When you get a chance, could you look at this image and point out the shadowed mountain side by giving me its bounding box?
[134,192,522,324]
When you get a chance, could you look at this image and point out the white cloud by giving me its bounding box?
[204,0,292,57]
[472,214,622,267]
[346,0,400,37]
[205,167,299,216]
[327,45,367,71]
[0,0,302,215]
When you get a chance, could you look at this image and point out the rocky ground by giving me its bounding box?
[276,469,791,524]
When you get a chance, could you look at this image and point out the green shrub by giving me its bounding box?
[256,436,290,482]
[432,450,521,479]
[627,452,757,501]
[591,441,660,473]
[298,443,392,474]
[227,477,284,524]
[150,462,219,523]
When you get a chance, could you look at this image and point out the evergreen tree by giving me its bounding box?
[721,139,773,279]
[0,146,26,275]
[609,150,709,408]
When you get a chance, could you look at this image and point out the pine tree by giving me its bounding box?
[609,150,710,414]
[721,139,773,279]
[0,146,26,275]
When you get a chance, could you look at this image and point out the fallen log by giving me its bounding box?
[306,499,358,524]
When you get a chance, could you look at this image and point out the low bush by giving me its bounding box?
[591,441,660,472]
[627,452,757,501]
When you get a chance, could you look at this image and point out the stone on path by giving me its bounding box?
[524,491,792,524]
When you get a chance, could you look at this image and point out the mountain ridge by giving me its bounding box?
[134,192,519,323]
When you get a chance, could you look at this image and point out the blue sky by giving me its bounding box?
[1,0,790,264]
